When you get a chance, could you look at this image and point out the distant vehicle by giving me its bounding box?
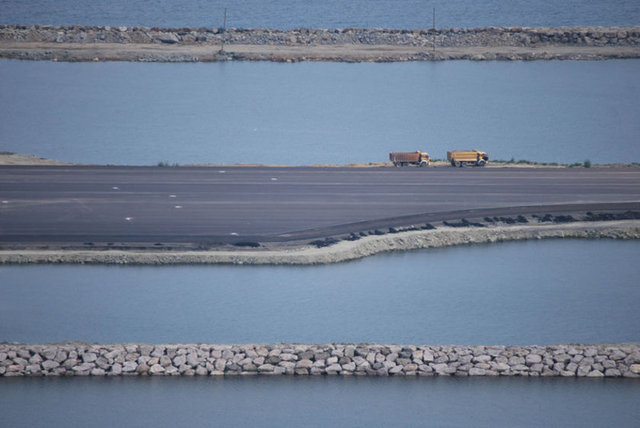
[389,151,431,167]
[447,150,489,167]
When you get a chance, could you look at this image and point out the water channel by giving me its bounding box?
[3,0,640,29]
[0,376,638,427]
[2,59,639,165]
[2,240,639,345]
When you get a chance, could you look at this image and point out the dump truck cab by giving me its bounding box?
[447,150,489,167]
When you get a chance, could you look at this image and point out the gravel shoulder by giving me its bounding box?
[2,220,638,265]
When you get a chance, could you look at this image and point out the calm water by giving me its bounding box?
[1,59,639,165]
[1,377,639,427]
[4,2,639,422]
[2,0,640,28]
[1,240,638,345]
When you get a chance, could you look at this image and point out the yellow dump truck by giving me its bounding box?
[447,150,489,167]
[389,151,431,167]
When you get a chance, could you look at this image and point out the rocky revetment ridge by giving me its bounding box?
[2,342,638,377]
[1,25,639,61]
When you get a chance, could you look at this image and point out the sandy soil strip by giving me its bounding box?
[0,153,74,166]
[1,220,638,265]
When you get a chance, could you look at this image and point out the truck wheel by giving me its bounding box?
[477,159,486,167]
[419,161,428,167]
[456,161,463,168]
[450,160,456,167]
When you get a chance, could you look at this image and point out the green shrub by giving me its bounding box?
[583,159,591,168]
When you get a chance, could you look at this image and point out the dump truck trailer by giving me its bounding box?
[389,151,430,167]
[447,150,489,167]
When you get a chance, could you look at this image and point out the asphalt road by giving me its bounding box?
[1,166,640,246]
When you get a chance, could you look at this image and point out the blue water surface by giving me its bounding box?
[1,59,639,165]
[1,240,638,345]
[2,0,640,28]
[1,376,639,428]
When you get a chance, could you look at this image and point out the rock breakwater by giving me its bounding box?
[1,25,638,61]
[2,25,639,47]
[2,342,638,378]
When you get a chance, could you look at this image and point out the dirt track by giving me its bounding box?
[1,41,638,62]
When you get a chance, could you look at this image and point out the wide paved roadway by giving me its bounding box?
[1,166,640,245]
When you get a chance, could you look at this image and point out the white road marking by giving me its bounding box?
[1,201,8,204]
[230,232,239,236]
[271,177,278,181]
[174,205,182,209]
[125,217,133,221]
[169,195,177,198]
[219,170,226,174]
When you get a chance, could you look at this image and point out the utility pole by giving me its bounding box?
[433,7,436,30]
[219,8,227,53]
[432,7,436,52]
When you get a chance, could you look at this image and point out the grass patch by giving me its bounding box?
[157,161,180,167]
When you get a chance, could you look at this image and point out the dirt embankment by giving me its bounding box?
[1,25,639,62]
[1,221,638,265]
